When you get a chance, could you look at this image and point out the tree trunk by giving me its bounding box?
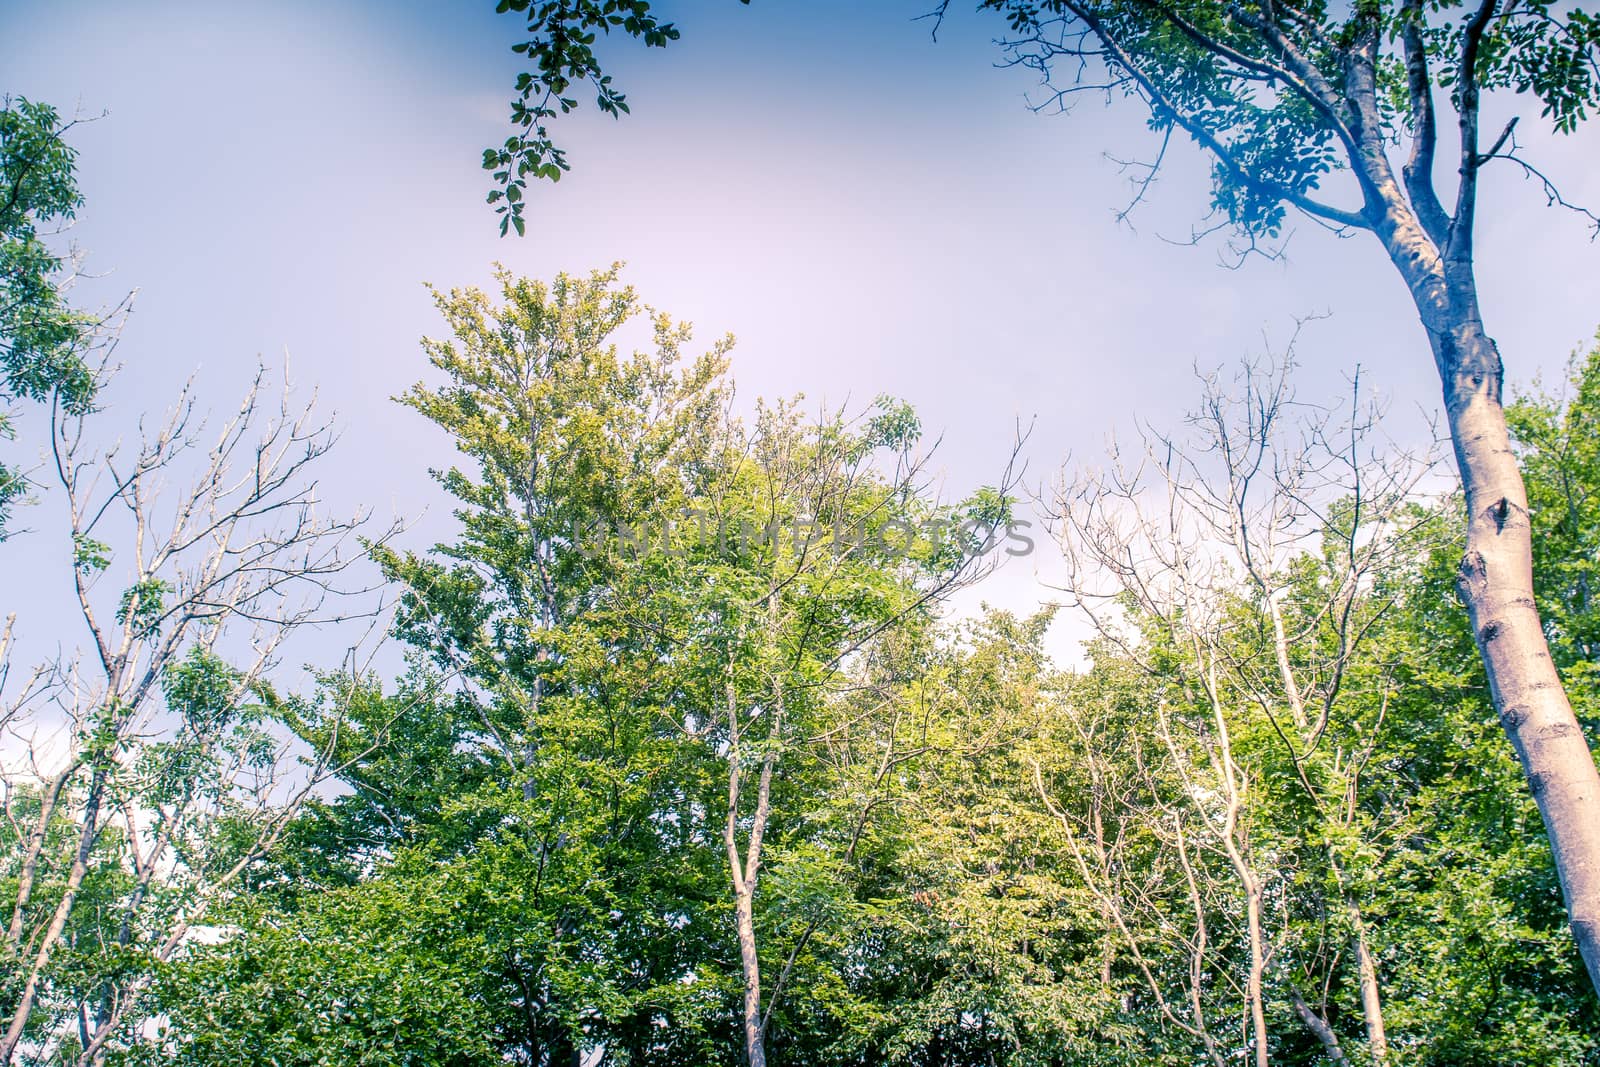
[1242,881,1269,1067]
[1,767,106,1064]
[1432,308,1600,993]
[734,887,767,1067]
[1349,907,1388,1065]
[4,765,76,955]
[1289,989,1351,1067]
[722,656,778,1067]
[1370,175,1600,994]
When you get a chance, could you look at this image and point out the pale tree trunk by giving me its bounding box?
[1384,225,1600,990]
[1204,660,1269,1067]
[733,885,767,1067]
[1349,906,1388,1065]
[1264,594,1392,1061]
[0,767,106,1063]
[1357,11,1600,993]
[722,658,780,1067]
[3,764,76,953]
[1439,318,1600,990]
[1241,879,1269,1067]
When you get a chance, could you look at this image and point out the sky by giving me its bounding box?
[3,0,1599,678]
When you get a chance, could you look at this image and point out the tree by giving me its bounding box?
[0,96,120,539]
[377,265,739,1066]
[1038,358,1427,1066]
[138,266,1020,1067]
[843,609,1145,1067]
[161,267,757,1067]
[1017,353,1598,1065]
[0,359,389,1065]
[849,354,1596,1066]
[617,393,1005,1067]
[382,267,1014,1067]
[481,0,1600,997]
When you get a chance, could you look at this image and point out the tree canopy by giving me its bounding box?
[16,272,1585,1066]
[0,96,100,536]
[5,8,1600,1061]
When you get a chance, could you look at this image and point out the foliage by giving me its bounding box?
[0,96,98,536]
[0,352,380,1064]
[44,273,1600,1067]
[484,0,748,236]
[1507,337,1600,707]
[475,0,1600,1016]
[484,1,1600,245]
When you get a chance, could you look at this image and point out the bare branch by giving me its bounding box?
[1400,0,1452,247]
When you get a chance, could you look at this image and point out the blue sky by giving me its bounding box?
[4,0,1599,664]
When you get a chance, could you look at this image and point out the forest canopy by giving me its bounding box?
[5,252,1599,1065]
[5,3,1600,1065]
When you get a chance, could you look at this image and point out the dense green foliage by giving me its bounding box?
[471,1,1600,1024]
[10,1,1600,1062]
[20,275,1576,1066]
[0,96,98,536]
